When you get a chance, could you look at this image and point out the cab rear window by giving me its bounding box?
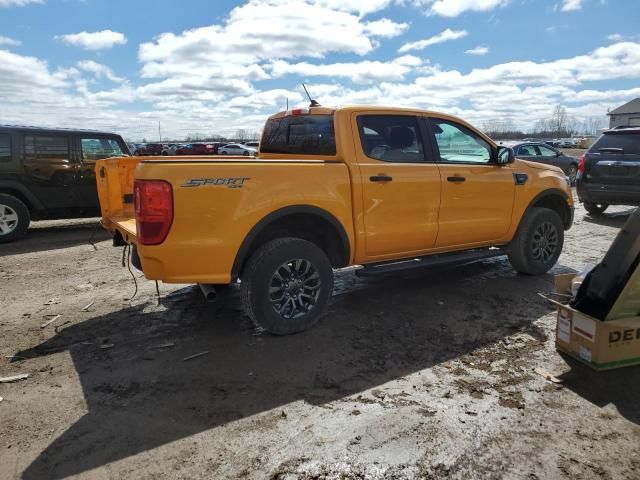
[261,115,336,155]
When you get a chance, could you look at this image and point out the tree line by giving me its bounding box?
[481,105,607,140]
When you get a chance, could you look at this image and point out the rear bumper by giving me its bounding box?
[577,182,640,206]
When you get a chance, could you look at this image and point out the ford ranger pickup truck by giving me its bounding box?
[97,105,574,335]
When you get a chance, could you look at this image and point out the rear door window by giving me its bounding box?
[24,135,70,163]
[591,134,640,155]
[357,115,426,163]
[261,115,336,155]
[0,134,11,162]
[81,137,126,163]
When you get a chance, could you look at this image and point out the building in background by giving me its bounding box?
[608,97,640,128]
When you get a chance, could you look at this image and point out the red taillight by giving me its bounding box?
[134,179,173,245]
[578,153,586,173]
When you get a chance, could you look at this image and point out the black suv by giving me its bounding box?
[576,127,640,215]
[0,125,130,242]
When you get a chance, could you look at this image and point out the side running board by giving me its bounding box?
[356,248,505,277]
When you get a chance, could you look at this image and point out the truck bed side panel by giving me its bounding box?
[135,160,354,284]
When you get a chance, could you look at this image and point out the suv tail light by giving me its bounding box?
[578,153,587,173]
[134,179,173,245]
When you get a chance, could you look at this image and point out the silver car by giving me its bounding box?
[218,143,257,156]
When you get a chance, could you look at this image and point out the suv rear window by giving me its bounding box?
[590,133,640,155]
[261,115,336,155]
[0,134,11,162]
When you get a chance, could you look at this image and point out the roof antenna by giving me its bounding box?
[302,83,320,107]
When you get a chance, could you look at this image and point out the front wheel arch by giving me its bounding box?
[517,190,572,233]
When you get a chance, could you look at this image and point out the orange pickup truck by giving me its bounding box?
[97,105,574,334]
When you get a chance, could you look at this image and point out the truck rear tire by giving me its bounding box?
[240,237,333,335]
[0,194,30,243]
[508,207,564,275]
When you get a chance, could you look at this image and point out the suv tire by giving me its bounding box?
[583,202,608,215]
[240,237,333,335]
[0,194,30,243]
[508,207,564,275]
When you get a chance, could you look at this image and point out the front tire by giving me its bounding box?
[240,238,333,335]
[0,194,30,243]
[583,202,608,215]
[508,207,564,275]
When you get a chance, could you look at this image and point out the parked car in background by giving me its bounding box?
[162,144,181,155]
[576,127,640,215]
[0,125,130,242]
[218,143,257,156]
[134,143,163,156]
[546,139,561,147]
[244,141,260,149]
[558,138,578,148]
[510,142,580,184]
[175,143,217,155]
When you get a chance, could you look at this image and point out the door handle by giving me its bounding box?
[370,175,393,182]
[447,176,466,183]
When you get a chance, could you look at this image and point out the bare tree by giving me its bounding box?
[235,129,249,141]
[551,105,568,137]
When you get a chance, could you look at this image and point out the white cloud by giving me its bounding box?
[270,55,424,83]
[308,0,393,15]
[560,0,582,12]
[465,45,489,55]
[0,0,42,6]
[137,0,407,104]
[399,28,467,52]
[77,60,124,83]
[56,30,127,50]
[412,0,508,17]
[0,35,21,46]
[363,18,409,38]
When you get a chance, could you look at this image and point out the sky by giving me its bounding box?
[0,0,639,141]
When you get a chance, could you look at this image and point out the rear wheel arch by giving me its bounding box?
[0,184,41,213]
[231,205,351,282]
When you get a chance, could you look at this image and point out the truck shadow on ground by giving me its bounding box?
[0,220,108,257]
[15,258,635,479]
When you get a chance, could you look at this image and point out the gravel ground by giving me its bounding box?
[1,198,639,480]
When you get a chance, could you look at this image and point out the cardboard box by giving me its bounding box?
[553,273,640,371]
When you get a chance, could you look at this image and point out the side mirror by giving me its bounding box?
[497,146,514,165]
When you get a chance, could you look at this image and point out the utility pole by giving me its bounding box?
[158,121,162,142]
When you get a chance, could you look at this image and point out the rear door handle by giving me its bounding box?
[447,176,466,183]
[370,175,393,182]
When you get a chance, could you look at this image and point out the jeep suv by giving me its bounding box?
[0,125,130,242]
[576,127,640,215]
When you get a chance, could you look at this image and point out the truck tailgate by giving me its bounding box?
[95,156,141,243]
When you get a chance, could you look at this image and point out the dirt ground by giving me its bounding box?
[1,198,639,480]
